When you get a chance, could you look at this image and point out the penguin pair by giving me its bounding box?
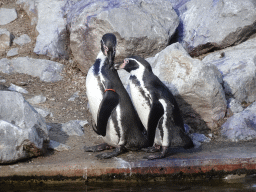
[114,56,194,159]
[85,33,193,160]
[85,33,148,159]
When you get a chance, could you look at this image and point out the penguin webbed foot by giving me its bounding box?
[84,143,114,152]
[141,144,161,153]
[143,146,168,160]
[96,145,126,159]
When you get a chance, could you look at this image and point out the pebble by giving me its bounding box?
[8,83,28,94]
[0,8,17,25]
[7,48,19,57]
[27,95,47,104]
[13,34,31,46]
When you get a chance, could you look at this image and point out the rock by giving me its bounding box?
[0,57,64,82]
[221,102,256,142]
[227,98,243,114]
[34,107,52,118]
[61,120,86,136]
[184,124,193,134]
[176,0,256,56]
[33,0,69,59]
[0,28,11,52]
[7,48,19,57]
[0,91,49,164]
[190,133,211,148]
[27,95,47,104]
[148,43,227,131]
[202,37,256,103]
[68,91,79,101]
[13,34,31,46]
[48,140,71,151]
[191,133,211,143]
[0,58,13,73]
[8,83,28,94]
[67,0,179,73]
[0,8,17,25]
[0,79,6,83]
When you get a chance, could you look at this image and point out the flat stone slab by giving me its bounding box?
[1,141,256,181]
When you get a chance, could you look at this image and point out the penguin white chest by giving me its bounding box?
[129,80,151,129]
[86,67,103,123]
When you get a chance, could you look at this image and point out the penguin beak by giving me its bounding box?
[106,47,116,69]
[114,62,123,70]
[114,59,128,70]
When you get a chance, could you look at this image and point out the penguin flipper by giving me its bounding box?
[147,100,164,146]
[96,90,119,136]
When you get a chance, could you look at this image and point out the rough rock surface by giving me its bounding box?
[202,37,256,103]
[0,91,49,164]
[0,57,64,82]
[48,140,71,152]
[34,107,52,118]
[18,0,70,59]
[13,34,31,46]
[61,120,87,136]
[227,98,244,114]
[148,43,227,131]
[7,48,19,57]
[8,83,28,94]
[27,95,47,105]
[221,102,256,142]
[176,0,256,56]
[67,0,179,73]
[0,8,17,25]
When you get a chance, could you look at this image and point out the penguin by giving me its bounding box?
[114,56,194,160]
[85,34,148,159]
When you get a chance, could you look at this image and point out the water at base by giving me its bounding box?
[1,176,256,192]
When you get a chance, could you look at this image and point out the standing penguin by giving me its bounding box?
[115,56,194,159]
[85,34,148,159]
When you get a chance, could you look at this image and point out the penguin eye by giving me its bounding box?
[124,59,129,64]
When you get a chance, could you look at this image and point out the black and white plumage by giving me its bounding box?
[115,56,194,159]
[85,34,148,159]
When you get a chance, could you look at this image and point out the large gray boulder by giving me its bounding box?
[202,37,256,103]
[176,0,256,57]
[148,43,227,131]
[0,57,64,82]
[67,0,179,73]
[221,102,256,142]
[0,91,49,164]
[17,0,70,59]
[34,0,69,59]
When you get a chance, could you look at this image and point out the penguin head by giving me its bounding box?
[101,33,117,69]
[115,56,152,73]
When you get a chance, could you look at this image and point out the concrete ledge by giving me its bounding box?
[1,143,256,181]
